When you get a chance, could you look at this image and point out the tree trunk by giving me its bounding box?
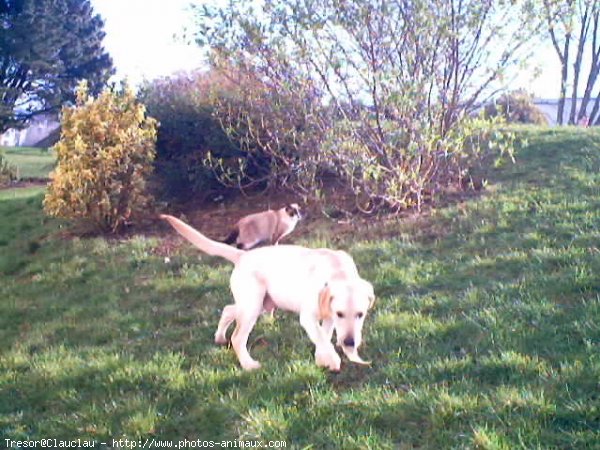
[544,0,575,126]
[557,36,571,125]
[569,6,590,124]
[590,91,600,124]
[579,10,600,122]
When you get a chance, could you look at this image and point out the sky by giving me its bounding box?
[90,0,207,86]
[90,0,562,99]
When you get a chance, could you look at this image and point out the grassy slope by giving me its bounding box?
[1,146,55,179]
[1,127,599,449]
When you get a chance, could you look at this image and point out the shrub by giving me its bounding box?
[205,61,325,197]
[484,90,548,125]
[0,151,17,186]
[197,1,533,214]
[207,59,516,213]
[44,81,157,233]
[138,71,240,200]
[298,113,514,213]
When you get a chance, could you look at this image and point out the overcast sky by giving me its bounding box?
[90,0,207,86]
[90,0,561,99]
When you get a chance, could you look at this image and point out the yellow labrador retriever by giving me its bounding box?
[160,214,375,371]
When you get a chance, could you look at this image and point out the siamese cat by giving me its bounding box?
[222,203,301,250]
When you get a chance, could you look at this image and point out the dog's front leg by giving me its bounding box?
[299,312,341,372]
[314,345,341,372]
[321,318,334,341]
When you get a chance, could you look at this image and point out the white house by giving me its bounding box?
[533,99,599,126]
[0,113,60,147]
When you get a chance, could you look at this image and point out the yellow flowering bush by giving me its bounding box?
[44,81,157,233]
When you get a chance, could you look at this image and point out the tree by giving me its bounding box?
[196,1,539,212]
[544,0,600,125]
[0,0,113,133]
[44,81,157,233]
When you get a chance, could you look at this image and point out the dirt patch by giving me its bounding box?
[151,187,460,251]
[0,179,48,190]
[154,191,326,247]
[40,181,483,249]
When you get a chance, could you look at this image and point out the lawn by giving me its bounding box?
[1,146,55,180]
[1,127,599,449]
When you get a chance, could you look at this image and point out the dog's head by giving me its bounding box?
[318,278,375,364]
[284,203,301,220]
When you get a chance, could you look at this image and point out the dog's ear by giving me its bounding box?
[318,284,333,321]
[369,292,376,309]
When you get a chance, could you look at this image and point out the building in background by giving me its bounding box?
[0,114,60,147]
[533,99,598,126]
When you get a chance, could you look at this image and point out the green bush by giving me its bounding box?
[138,72,240,200]
[44,81,157,233]
[484,90,548,125]
[205,61,324,196]
[207,61,515,212]
[0,151,17,186]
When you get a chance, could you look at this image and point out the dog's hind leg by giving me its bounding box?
[230,311,262,370]
[229,273,265,370]
[215,304,236,345]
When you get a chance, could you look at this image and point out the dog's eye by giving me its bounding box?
[336,312,344,318]
[356,312,364,319]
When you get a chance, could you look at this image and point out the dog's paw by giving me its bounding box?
[240,359,261,371]
[315,348,341,372]
[214,334,228,345]
[328,355,342,372]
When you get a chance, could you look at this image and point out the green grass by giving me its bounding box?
[1,146,55,180]
[1,126,599,448]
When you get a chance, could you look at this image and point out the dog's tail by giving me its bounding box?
[222,228,239,246]
[160,214,243,264]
